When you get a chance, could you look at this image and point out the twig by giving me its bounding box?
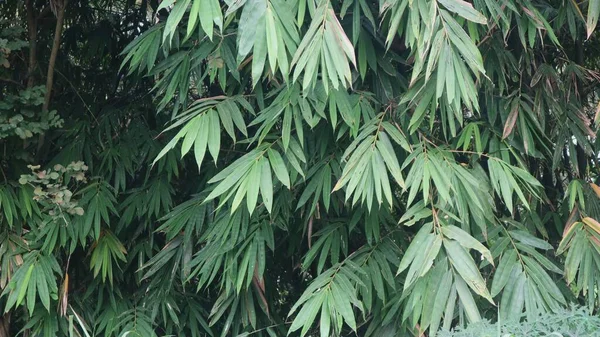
[0,78,22,87]
[0,165,7,183]
[54,68,99,125]
[477,4,507,47]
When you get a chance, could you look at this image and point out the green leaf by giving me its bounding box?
[404,234,442,290]
[17,264,34,307]
[319,298,331,337]
[331,282,357,331]
[265,5,279,72]
[397,223,434,275]
[429,270,453,334]
[509,230,553,250]
[246,161,262,214]
[441,225,493,265]
[267,149,290,188]
[164,0,192,43]
[259,157,273,213]
[444,239,493,303]
[491,249,517,297]
[238,0,268,61]
[288,296,323,336]
[454,273,481,323]
[587,0,600,37]
[438,0,487,24]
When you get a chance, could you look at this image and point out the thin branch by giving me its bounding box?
[54,67,99,125]
[0,165,7,183]
[0,78,22,87]
[307,215,314,249]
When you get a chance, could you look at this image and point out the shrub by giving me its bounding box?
[439,306,600,337]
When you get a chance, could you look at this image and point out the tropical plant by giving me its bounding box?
[1,0,600,336]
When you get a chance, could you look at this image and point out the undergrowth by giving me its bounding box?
[439,305,600,337]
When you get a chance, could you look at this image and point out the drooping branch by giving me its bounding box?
[0,78,23,86]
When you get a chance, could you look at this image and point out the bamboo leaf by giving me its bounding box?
[259,157,273,213]
[441,225,493,265]
[444,240,494,303]
[438,0,487,24]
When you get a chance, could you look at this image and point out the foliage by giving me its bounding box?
[1,0,600,336]
[438,305,600,337]
[0,25,27,68]
[18,162,87,218]
[0,23,62,140]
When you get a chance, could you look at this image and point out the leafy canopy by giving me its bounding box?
[1,0,600,336]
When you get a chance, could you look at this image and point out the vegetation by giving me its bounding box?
[438,305,600,337]
[1,0,600,336]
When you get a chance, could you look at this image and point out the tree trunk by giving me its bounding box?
[42,0,67,112]
[0,313,10,337]
[38,0,68,157]
[26,0,37,88]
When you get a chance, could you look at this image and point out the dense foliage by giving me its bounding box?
[1,0,600,336]
[438,305,600,337]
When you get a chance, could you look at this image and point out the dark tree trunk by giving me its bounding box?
[0,313,10,337]
[26,0,37,88]
[38,0,68,158]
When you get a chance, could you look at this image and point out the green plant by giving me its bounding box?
[1,0,600,336]
[438,305,600,337]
